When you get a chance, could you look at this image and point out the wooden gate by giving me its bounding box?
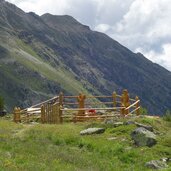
[41,103,61,124]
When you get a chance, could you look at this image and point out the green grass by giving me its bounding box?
[0,117,170,171]
[13,40,92,95]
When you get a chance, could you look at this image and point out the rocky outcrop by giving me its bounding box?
[131,127,157,147]
[145,160,168,170]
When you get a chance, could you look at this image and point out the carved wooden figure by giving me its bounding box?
[13,107,21,123]
[77,93,86,116]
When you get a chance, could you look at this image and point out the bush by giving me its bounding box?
[0,96,4,111]
[163,110,171,122]
[140,107,148,115]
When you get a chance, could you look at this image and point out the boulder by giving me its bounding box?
[135,122,153,132]
[145,160,168,170]
[80,128,105,135]
[131,127,157,147]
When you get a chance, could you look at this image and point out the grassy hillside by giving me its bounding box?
[0,116,170,170]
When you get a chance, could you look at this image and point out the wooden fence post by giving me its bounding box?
[59,92,63,123]
[120,104,125,115]
[41,105,45,123]
[13,107,21,123]
[59,92,64,107]
[135,96,140,115]
[112,91,117,110]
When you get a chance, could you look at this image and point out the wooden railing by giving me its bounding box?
[13,89,140,123]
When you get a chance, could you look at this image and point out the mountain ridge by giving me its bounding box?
[0,0,171,114]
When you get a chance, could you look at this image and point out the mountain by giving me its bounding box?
[0,0,171,114]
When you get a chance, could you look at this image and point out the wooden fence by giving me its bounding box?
[13,89,140,124]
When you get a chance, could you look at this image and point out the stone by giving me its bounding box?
[80,128,105,135]
[124,120,135,125]
[0,109,7,117]
[131,127,157,147]
[96,110,105,115]
[113,122,124,127]
[135,122,153,132]
[104,119,115,124]
[107,137,117,141]
[145,160,168,170]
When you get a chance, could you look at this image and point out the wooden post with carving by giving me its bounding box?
[76,93,86,121]
[59,92,63,123]
[13,107,21,123]
[135,96,140,115]
[120,89,130,116]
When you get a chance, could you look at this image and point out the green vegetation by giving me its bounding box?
[140,107,148,115]
[0,117,170,170]
[163,110,171,122]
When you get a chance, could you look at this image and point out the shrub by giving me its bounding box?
[163,110,171,122]
[140,107,148,115]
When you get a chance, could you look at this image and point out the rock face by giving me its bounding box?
[131,127,157,147]
[80,128,105,135]
[145,160,168,170]
[0,1,171,114]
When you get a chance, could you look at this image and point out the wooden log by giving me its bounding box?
[64,96,78,98]
[128,106,140,115]
[22,96,59,111]
[86,95,112,98]
[61,107,124,111]
[41,105,45,123]
[125,100,140,110]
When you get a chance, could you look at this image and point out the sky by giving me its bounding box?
[7,0,171,71]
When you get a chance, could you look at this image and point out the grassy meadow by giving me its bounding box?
[0,116,170,171]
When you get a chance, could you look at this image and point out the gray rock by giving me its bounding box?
[107,137,117,141]
[131,127,157,147]
[96,110,106,115]
[104,119,114,124]
[135,122,153,132]
[113,122,124,127]
[124,120,135,125]
[145,160,168,170]
[80,128,105,135]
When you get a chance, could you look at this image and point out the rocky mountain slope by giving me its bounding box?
[0,0,171,114]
